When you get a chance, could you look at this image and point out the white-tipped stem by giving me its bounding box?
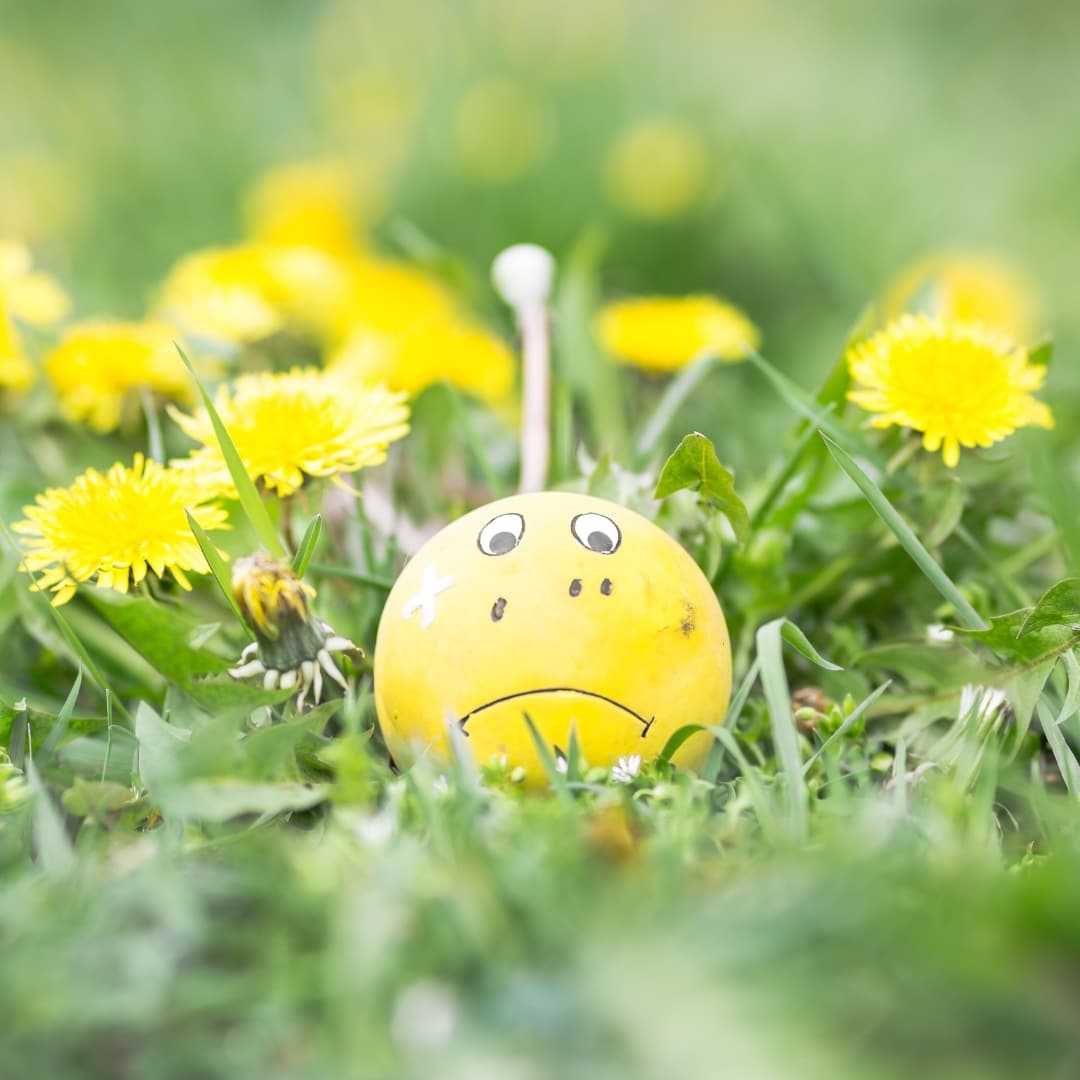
[312,663,324,704]
[301,659,315,686]
[263,669,280,691]
[279,669,298,690]
[318,648,349,689]
[492,244,555,494]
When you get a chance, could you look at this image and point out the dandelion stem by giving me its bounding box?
[519,302,551,493]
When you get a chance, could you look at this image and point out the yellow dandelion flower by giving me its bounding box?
[245,159,362,256]
[169,367,410,498]
[0,241,69,397]
[44,320,193,433]
[605,120,709,220]
[13,453,229,606]
[883,251,1040,344]
[846,315,1053,468]
[596,294,759,373]
[330,316,515,404]
[158,244,351,346]
[322,255,457,342]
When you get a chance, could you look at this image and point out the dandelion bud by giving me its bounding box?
[229,552,359,709]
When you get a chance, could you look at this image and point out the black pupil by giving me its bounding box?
[490,530,517,554]
[588,530,613,553]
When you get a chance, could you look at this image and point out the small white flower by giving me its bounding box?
[611,754,642,784]
[491,243,555,311]
[926,624,955,644]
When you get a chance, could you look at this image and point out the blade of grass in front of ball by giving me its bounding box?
[175,343,284,559]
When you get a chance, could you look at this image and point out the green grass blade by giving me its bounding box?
[892,736,908,814]
[822,434,986,631]
[756,618,808,842]
[635,352,716,461]
[185,509,252,638]
[746,348,882,466]
[1038,700,1080,797]
[707,726,778,838]
[306,563,395,590]
[802,681,892,772]
[450,388,506,499]
[175,343,283,557]
[522,713,569,796]
[27,761,76,877]
[40,666,83,759]
[291,514,323,579]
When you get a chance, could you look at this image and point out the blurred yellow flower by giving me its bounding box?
[324,256,457,341]
[170,367,410,497]
[246,159,362,255]
[883,252,1040,344]
[597,295,759,373]
[847,315,1053,468]
[0,242,70,326]
[0,242,69,396]
[13,453,228,606]
[44,320,192,433]
[454,79,555,185]
[605,120,709,219]
[158,244,350,345]
[331,317,515,404]
[0,304,34,394]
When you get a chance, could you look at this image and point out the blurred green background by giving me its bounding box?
[3,0,1078,475]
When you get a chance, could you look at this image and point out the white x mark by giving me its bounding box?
[401,564,455,629]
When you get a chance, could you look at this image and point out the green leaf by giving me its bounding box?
[959,608,1080,666]
[781,619,842,671]
[27,762,76,877]
[155,779,328,822]
[654,433,750,545]
[822,434,986,631]
[1028,337,1053,368]
[291,514,323,579]
[635,353,717,461]
[135,700,189,795]
[175,343,284,558]
[1019,578,1080,637]
[756,618,808,841]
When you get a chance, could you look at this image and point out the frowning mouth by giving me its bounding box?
[457,687,654,738]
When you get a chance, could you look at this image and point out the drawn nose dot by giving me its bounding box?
[600,578,613,596]
[491,597,507,622]
[569,578,582,597]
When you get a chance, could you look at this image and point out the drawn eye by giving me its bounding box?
[478,512,525,556]
[571,512,621,555]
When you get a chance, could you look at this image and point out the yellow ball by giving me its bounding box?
[374,492,731,783]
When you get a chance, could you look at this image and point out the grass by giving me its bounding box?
[3,2,1080,1077]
